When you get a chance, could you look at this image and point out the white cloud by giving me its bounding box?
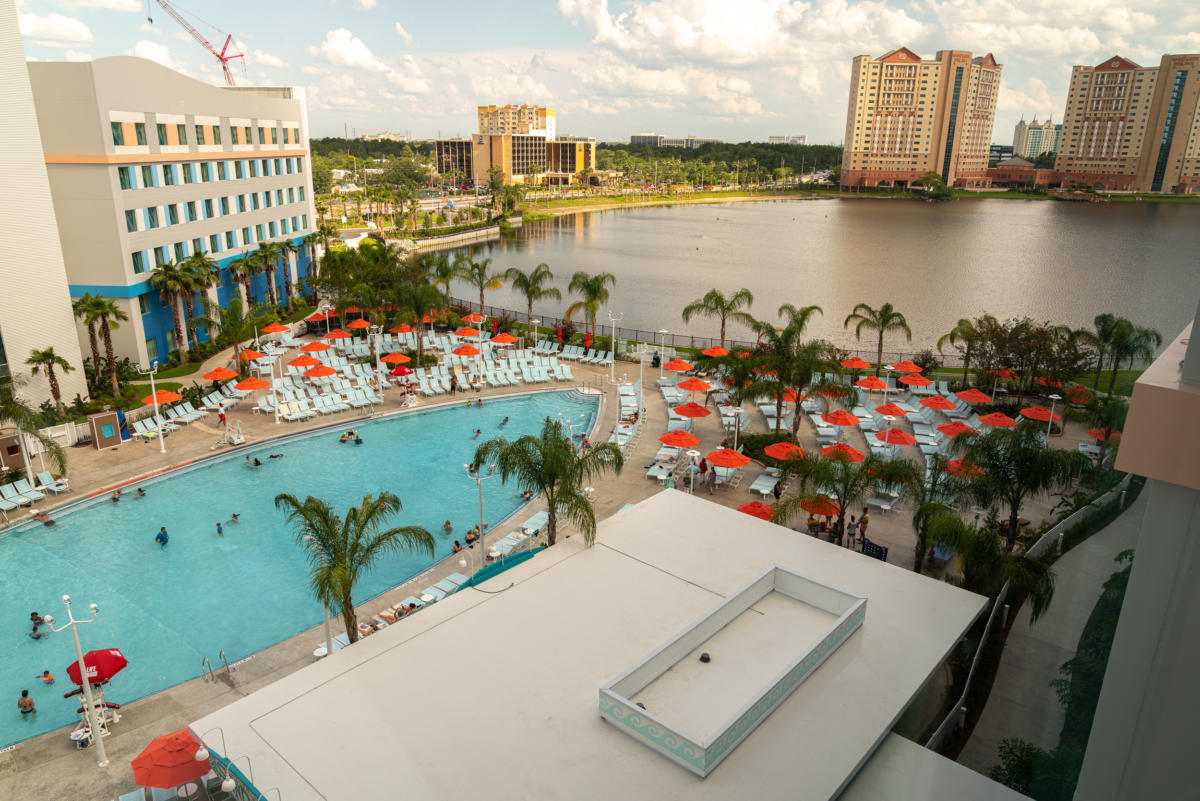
[137,22,162,36]
[354,0,377,8]
[394,22,413,42]
[57,0,139,10]
[251,49,287,68]
[996,77,1055,114]
[64,49,92,61]
[18,12,93,43]
[309,28,388,72]
[128,40,187,74]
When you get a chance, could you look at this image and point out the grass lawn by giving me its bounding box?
[129,381,184,394]
[1070,371,1140,396]
[155,362,202,379]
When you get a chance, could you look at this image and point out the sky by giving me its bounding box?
[16,0,1200,146]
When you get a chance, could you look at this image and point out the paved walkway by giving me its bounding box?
[958,492,1146,774]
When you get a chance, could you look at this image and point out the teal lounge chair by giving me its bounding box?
[14,479,45,501]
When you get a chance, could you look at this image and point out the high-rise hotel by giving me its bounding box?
[437,105,596,187]
[841,47,1001,189]
[1055,54,1200,193]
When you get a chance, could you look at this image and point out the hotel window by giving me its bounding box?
[242,126,251,143]
[220,197,230,215]
[297,157,304,172]
[209,234,220,253]
[203,199,214,218]
[294,215,301,231]
[111,122,124,146]
[280,219,288,235]
[271,128,278,144]
[203,163,215,182]
[264,192,273,208]
[176,124,187,144]
[261,159,271,176]
[242,226,253,244]
[269,221,278,237]
[225,231,236,249]
[142,165,155,187]
[249,160,259,178]
[236,195,246,213]
[174,242,186,261]
[274,159,282,176]
[195,125,206,145]
[257,126,266,144]
[255,224,265,241]
[231,127,241,145]
[182,164,194,184]
[235,160,244,179]
[118,167,133,190]
[125,210,137,232]
[163,165,176,186]
[166,204,179,225]
[298,186,305,202]
[192,237,203,254]
[275,189,283,205]
[138,295,150,315]
[293,127,300,142]
[154,245,168,267]
[185,201,197,222]
[287,188,295,204]
[302,214,308,229]
[218,161,228,180]
[251,194,260,210]
[146,207,159,229]
[134,123,147,145]
[145,336,158,364]
[212,126,221,145]
[157,124,168,145]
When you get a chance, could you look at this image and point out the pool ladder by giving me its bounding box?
[201,650,233,683]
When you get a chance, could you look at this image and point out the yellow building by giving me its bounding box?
[477,104,556,139]
[841,47,1001,189]
[436,106,595,186]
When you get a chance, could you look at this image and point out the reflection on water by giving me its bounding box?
[447,199,1200,351]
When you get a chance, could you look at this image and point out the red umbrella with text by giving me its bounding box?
[978,411,1017,428]
[841,357,870,370]
[737,501,775,520]
[390,366,415,377]
[821,443,864,462]
[66,648,128,686]
[131,728,210,789]
[956,388,992,404]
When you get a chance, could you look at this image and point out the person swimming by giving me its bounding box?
[353,436,363,445]
[228,513,240,524]
[33,512,55,527]
[520,490,533,501]
[499,416,509,428]
[269,453,284,459]
[442,520,453,535]
[472,429,481,438]
[135,488,146,498]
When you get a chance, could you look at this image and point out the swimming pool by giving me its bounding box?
[1,390,598,748]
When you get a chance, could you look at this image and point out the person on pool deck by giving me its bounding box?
[216,522,224,537]
[228,513,240,524]
[18,690,34,718]
[442,520,453,535]
[451,541,463,553]
[449,375,458,393]
[37,670,53,685]
[155,527,169,548]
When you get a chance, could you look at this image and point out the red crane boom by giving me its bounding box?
[145,0,244,86]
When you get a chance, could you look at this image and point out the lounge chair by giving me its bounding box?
[356,622,375,638]
[433,578,459,595]
[646,463,674,481]
[748,474,778,496]
[443,572,470,588]
[0,496,18,520]
[13,479,45,502]
[420,585,447,602]
[0,483,35,506]
[520,511,549,535]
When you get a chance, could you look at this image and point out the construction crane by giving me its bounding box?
[144,0,244,86]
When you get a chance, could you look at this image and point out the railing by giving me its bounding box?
[924,473,1133,753]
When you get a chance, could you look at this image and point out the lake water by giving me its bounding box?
[449,199,1200,356]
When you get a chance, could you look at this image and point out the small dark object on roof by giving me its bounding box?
[699,652,711,663]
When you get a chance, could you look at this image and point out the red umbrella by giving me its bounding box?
[673,402,712,418]
[142,389,182,406]
[956,388,992,404]
[876,428,917,445]
[380,352,411,364]
[65,648,128,686]
[875,402,906,417]
[978,412,1017,428]
[390,323,415,334]
[1066,385,1094,405]
[737,501,775,520]
[1020,405,1061,423]
[763,441,804,460]
[856,377,888,390]
[584,331,593,348]
[556,326,563,343]
[701,346,729,357]
[840,357,870,369]
[822,443,864,462]
[1037,377,1063,388]
[260,322,290,334]
[305,365,337,378]
[920,395,957,411]
[938,420,977,437]
[677,378,712,392]
[238,349,263,361]
[288,354,321,368]
[890,360,922,373]
[305,311,327,323]
[455,326,480,338]
[492,318,499,333]
[343,305,362,314]
[324,329,351,340]
[202,367,237,381]
[454,344,481,356]
[899,374,933,387]
[945,458,985,477]
[463,312,486,323]
[234,377,270,391]
[664,358,694,372]
[346,318,371,330]
[659,430,700,448]
[800,495,841,516]
[1087,428,1122,441]
[300,341,332,352]
[822,409,859,426]
[131,728,210,789]
[491,333,518,345]
[390,366,414,376]
[989,367,1018,380]
[707,448,751,468]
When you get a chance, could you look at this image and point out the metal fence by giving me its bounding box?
[923,473,1133,753]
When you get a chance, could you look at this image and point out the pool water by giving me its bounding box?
[0,390,597,747]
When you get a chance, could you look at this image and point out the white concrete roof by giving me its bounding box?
[842,733,1031,800]
[193,491,987,801]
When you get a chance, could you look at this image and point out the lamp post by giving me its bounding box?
[464,463,496,576]
[527,318,541,353]
[136,360,166,454]
[606,310,623,383]
[657,329,668,379]
[305,536,334,659]
[370,324,383,378]
[558,412,586,442]
[43,596,107,766]
[1046,393,1062,439]
[270,354,281,425]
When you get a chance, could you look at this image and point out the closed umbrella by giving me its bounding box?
[584,331,593,348]
[659,430,700,448]
[956,388,992,404]
[978,412,1017,428]
[763,442,804,460]
[821,444,864,462]
[707,448,750,468]
[920,395,957,411]
[556,326,563,343]
[492,318,499,333]
[737,501,775,520]
[131,728,210,789]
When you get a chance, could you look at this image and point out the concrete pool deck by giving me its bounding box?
[0,344,1085,801]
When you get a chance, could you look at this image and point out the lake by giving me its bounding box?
[448,199,1200,358]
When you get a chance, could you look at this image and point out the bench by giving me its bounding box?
[865,497,893,514]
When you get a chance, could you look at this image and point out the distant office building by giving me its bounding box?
[1012,116,1061,158]
[989,144,1014,162]
[987,157,1063,188]
[629,133,722,148]
[1055,53,1200,192]
[27,57,316,367]
[768,135,808,145]
[841,47,1002,188]
[0,1,88,404]
[629,133,663,146]
[361,132,407,142]
[477,104,556,139]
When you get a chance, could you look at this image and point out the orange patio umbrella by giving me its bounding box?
[920,395,958,411]
[343,305,362,314]
[677,378,712,392]
[1037,376,1064,388]
[840,357,871,369]
[305,312,327,322]
[890,360,922,373]
[800,495,840,517]
[463,312,486,323]
[491,333,518,345]
[989,367,1018,380]
[390,323,415,334]
[777,388,802,403]
[822,409,860,427]
[978,411,1018,428]
[876,428,918,446]
[288,354,321,368]
[899,374,933,387]
[737,501,775,520]
[300,341,332,352]
[701,346,729,357]
[381,352,411,364]
[131,728,210,789]
[944,458,985,477]
[956,388,992,404]
[324,329,351,340]
[706,448,751,468]
[1087,428,1122,441]
[822,443,864,462]
[659,430,700,448]
[202,367,238,381]
[938,420,977,437]
[142,389,182,406]
[763,441,804,460]
[875,402,906,417]
[1020,405,1061,423]
[346,318,372,330]
[453,344,480,356]
[672,402,711,418]
[856,376,888,390]
[663,358,694,372]
[238,349,263,361]
[1065,385,1094,405]
[455,326,480,338]
[305,365,337,378]
[261,322,290,334]
[234,376,270,391]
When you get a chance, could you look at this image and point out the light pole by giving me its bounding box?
[606,310,623,383]
[1046,393,1062,439]
[370,324,383,384]
[43,596,107,766]
[657,329,668,379]
[558,412,586,442]
[270,355,281,425]
[464,463,496,576]
[527,318,541,353]
[136,360,166,454]
[305,536,334,658]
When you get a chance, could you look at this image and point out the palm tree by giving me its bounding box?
[776,303,824,334]
[0,373,66,474]
[927,513,1057,621]
[148,260,190,361]
[426,252,458,306]
[452,255,503,312]
[843,302,913,376]
[680,288,755,349]
[1076,313,1119,390]
[937,315,993,387]
[256,241,285,309]
[565,270,616,336]
[900,451,964,573]
[228,252,257,307]
[473,419,623,546]
[404,282,444,365]
[26,347,74,418]
[216,296,260,377]
[750,320,826,437]
[1106,321,1161,393]
[94,297,128,396]
[775,450,918,543]
[955,424,1087,551]
[276,239,299,315]
[181,252,219,353]
[275,492,434,644]
[506,263,562,333]
[1086,395,1128,471]
[71,293,103,381]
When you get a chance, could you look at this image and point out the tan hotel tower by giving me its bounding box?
[841,47,1001,188]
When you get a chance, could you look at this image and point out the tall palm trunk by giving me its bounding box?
[340,590,360,643]
[242,276,253,307]
[85,323,101,378]
[875,331,884,376]
[182,294,199,356]
[527,302,534,333]
[266,268,279,308]
[100,317,119,397]
[1092,348,1106,390]
[478,287,485,312]
[720,319,726,349]
[546,497,559,546]
[168,293,187,362]
[961,343,972,386]
[46,365,64,417]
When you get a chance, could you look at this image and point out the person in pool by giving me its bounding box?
[111,489,121,504]
[520,490,533,501]
[472,429,482,438]
[37,670,53,685]
[442,520,453,535]
[353,435,363,445]
[451,541,463,553]
[339,432,349,443]
[18,690,35,718]
[155,527,169,548]
[135,488,146,498]
[32,512,55,527]
[499,417,509,428]
[228,513,240,524]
